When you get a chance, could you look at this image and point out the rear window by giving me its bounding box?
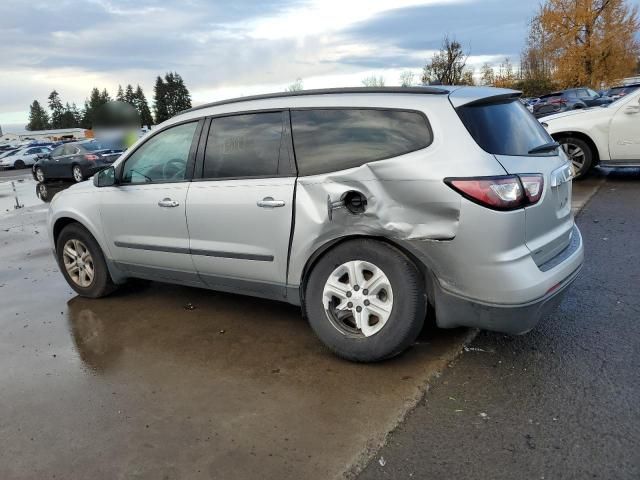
[291,109,431,176]
[457,100,554,156]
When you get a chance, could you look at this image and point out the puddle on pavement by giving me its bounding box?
[0,175,74,213]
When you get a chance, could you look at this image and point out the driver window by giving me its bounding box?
[121,122,197,184]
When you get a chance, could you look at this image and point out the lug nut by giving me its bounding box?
[363,289,368,295]
[356,306,362,312]
[346,291,352,297]
[347,302,353,308]
[353,285,360,291]
[364,300,370,306]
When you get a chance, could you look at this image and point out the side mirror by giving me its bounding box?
[94,166,116,187]
[36,153,51,160]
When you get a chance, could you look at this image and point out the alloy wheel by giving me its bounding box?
[62,239,95,288]
[36,168,45,182]
[73,166,83,182]
[322,260,394,337]
[561,142,586,176]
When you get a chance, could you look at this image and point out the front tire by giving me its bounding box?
[72,165,84,182]
[558,136,593,179]
[56,223,117,298]
[304,239,426,362]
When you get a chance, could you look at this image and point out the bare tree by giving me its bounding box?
[285,78,304,92]
[421,35,474,85]
[361,75,386,87]
[399,70,416,87]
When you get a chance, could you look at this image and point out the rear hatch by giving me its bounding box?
[455,94,574,266]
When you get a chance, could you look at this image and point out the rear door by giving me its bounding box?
[186,111,296,299]
[456,98,573,266]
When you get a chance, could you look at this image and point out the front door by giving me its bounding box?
[609,91,640,162]
[99,121,202,284]
[186,111,296,299]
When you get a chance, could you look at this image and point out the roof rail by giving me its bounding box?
[181,86,450,114]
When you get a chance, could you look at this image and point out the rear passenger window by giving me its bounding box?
[203,112,284,179]
[291,109,431,176]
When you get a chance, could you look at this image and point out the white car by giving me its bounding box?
[540,87,640,178]
[0,146,51,169]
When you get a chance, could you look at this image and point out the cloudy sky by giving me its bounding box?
[0,0,634,130]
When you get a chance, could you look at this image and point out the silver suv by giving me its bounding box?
[47,87,584,362]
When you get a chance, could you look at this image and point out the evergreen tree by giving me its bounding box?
[116,85,125,102]
[81,87,111,129]
[59,103,79,128]
[100,88,111,103]
[26,100,50,131]
[48,90,65,129]
[124,84,135,105]
[153,76,169,123]
[134,85,154,127]
[154,72,192,123]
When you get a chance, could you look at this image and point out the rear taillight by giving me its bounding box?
[549,98,567,105]
[84,154,99,161]
[445,175,544,211]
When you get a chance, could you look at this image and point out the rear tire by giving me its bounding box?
[14,159,25,169]
[72,165,84,182]
[558,136,593,180]
[35,167,46,183]
[304,239,426,362]
[56,223,117,298]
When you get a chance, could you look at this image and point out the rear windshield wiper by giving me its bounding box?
[528,142,560,155]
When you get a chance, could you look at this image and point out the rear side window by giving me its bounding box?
[457,100,553,157]
[202,112,284,179]
[291,109,431,176]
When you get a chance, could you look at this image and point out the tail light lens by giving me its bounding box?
[445,174,544,211]
[84,154,99,161]
[549,98,567,105]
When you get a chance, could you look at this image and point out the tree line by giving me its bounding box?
[422,0,639,96]
[26,72,192,131]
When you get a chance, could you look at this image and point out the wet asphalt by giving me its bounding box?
[358,170,640,480]
[0,172,470,480]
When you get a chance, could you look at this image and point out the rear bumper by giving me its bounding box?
[433,262,581,334]
[432,224,584,334]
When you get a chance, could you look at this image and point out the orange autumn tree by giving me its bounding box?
[536,0,640,88]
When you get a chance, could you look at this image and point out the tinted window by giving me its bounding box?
[457,99,554,156]
[203,112,283,179]
[50,146,65,157]
[122,122,197,184]
[291,109,431,176]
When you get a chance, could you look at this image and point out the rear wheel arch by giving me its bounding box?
[299,235,433,306]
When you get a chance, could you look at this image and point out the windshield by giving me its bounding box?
[457,99,555,156]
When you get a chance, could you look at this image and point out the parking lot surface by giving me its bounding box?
[358,170,639,479]
[0,170,606,479]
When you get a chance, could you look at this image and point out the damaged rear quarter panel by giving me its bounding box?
[287,98,507,287]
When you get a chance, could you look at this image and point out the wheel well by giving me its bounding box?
[52,218,80,248]
[551,131,600,164]
[298,235,434,306]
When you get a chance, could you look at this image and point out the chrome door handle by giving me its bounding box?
[257,197,285,208]
[158,198,180,208]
